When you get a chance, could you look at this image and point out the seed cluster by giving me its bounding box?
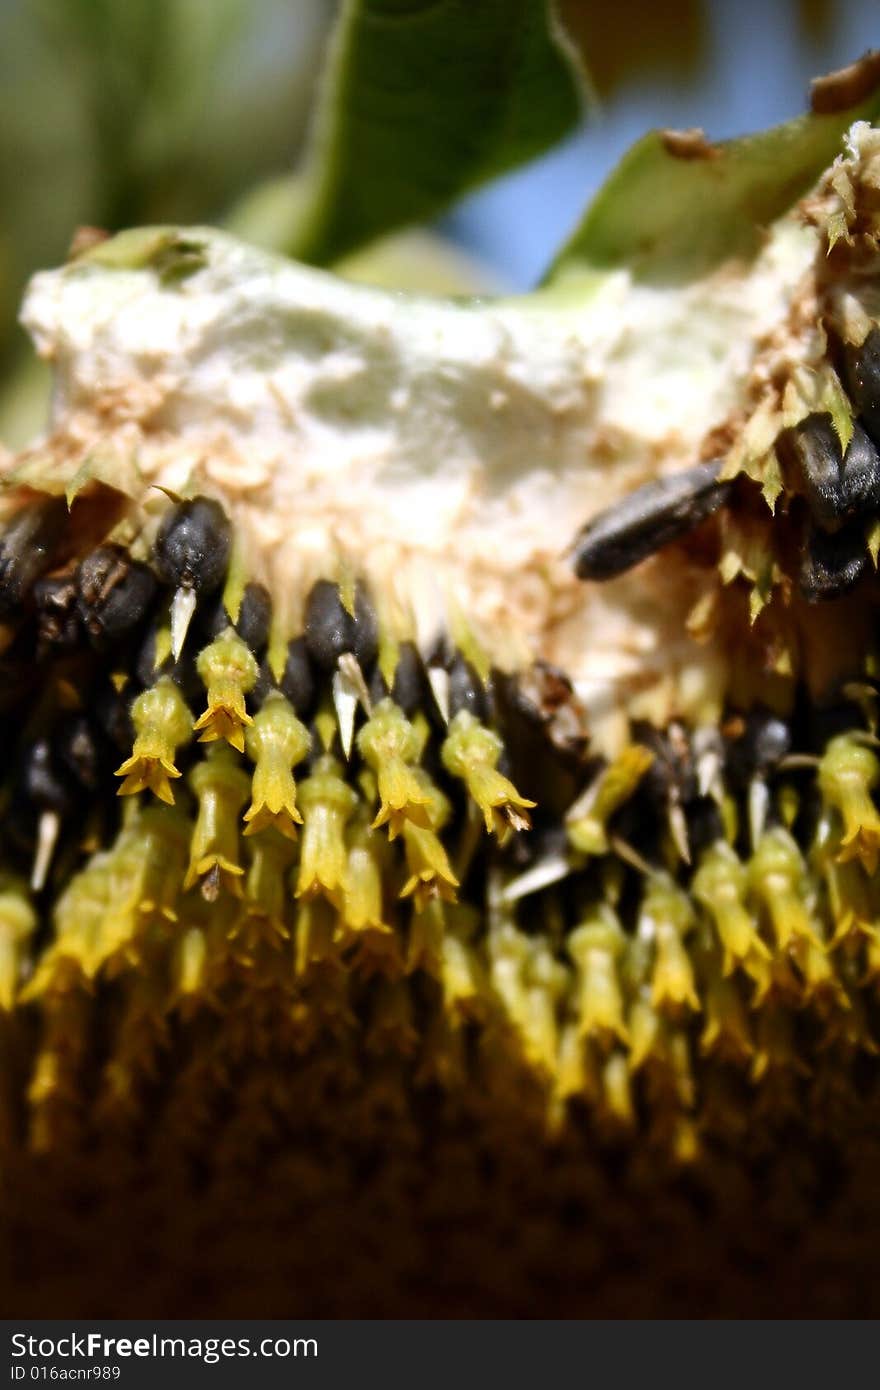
[738,333,880,604]
[4,483,880,1313]
[569,332,880,611]
[0,488,878,1126]
[787,377,880,602]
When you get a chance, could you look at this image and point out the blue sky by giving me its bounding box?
[442,0,880,287]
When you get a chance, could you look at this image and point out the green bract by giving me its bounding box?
[288,0,585,264]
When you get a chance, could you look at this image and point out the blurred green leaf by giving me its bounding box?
[546,70,880,286]
[0,0,329,366]
[32,0,328,229]
[226,173,501,293]
[290,0,586,265]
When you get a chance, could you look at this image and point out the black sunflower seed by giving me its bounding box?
[571,460,731,581]
[33,573,81,650]
[303,580,378,673]
[202,581,272,654]
[725,709,792,789]
[77,545,157,642]
[447,652,490,723]
[93,681,135,752]
[19,738,73,817]
[233,583,272,654]
[788,413,880,531]
[799,519,867,602]
[845,327,880,448]
[632,721,698,809]
[153,496,231,594]
[134,617,200,699]
[0,497,68,615]
[686,795,725,858]
[56,715,107,792]
[369,641,427,718]
[280,636,317,719]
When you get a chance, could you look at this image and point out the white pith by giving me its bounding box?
[15,217,820,743]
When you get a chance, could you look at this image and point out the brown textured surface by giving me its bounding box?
[5,1071,880,1318]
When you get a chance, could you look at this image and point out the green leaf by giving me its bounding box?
[546,59,880,286]
[290,0,586,266]
[226,175,499,293]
